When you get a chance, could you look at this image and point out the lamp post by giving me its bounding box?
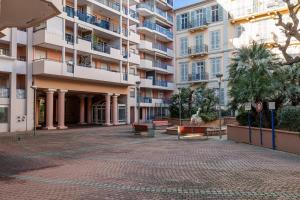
[178,87,183,141]
[136,81,141,125]
[31,85,38,136]
[216,73,223,139]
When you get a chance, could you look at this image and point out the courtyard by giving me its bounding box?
[0,126,299,200]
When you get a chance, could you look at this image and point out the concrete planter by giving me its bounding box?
[227,125,300,155]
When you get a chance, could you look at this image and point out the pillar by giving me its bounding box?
[45,89,56,130]
[105,94,112,126]
[58,90,67,129]
[87,95,93,124]
[112,94,119,125]
[79,95,86,124]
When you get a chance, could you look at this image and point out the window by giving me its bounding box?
[180,37,189,56]
[180,62,189,82]
[196,8,206,25]
[195,34,204,50]
[192,61,205,80]
[181,13,189,29]
[210,57,221,78]
[130,88,135,98]
[0,106,8,123]
[212,5,219,22]
[210,30,220,50]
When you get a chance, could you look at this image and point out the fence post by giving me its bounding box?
[271,110,276,150]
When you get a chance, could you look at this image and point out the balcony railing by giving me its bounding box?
[140,21,173,39]
[229,0,286,19]
[64,6,75,18]
[123,73,128,81]
[154,61,168,70]
[92,43,111,54]
[94,0,120,12]
[137,3,154,12]
[77,10,120,33]
[65,33,74,44]
[189,19,209,29]
[138,96,152,103]
[129,9,139,20]
[189,73,209,81]
[167,0,173,7]
[154,80,168,87]
[189,45,208,55]
[16,89,26,99]
[0,48,10,56]
[0,88,9,98]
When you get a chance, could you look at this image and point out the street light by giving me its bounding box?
[31,85,38,136]
[177,86,183,141]
[136,81,141,125]
[216,73,223,139]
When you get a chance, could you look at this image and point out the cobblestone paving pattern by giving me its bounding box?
[0,126,299,200]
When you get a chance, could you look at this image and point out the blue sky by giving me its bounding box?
[174,0,200,9]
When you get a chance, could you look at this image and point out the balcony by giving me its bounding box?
[188,20,209,33]
[137,3,154,16]
[140,59,153,70]
[188,73,209,82]
[154,61,174,74]
[77,11,120,34]
[33,59,138,85]
[93,0,121,12]
[0,88,9,98]
[64,6,75,18]
[189,45,208,57]
[140,78,174,90]
[229,0,287,24]
[33,29,64,46]
[92,43,122,60]
[138,21,173,41]
[153,43,174,57]
[128,52,140,65]
[128,30,140,44]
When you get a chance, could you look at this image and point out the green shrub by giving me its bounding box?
[236,112,249,126]
[278,106,300,132]
[200,112,218,122]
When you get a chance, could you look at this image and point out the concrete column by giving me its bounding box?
[58,90,68,129]
[105,94,112,126]
[112,94,119,125]
[9,71,16,132]
[45,89,56,130]
[79,95,86,124]
[126,95,130,124]
[87,95,93,124]
[26,28,34,131]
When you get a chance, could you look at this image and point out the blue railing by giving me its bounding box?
[93,43,110,54]
[139,97,152,103]
[189,19,209,29]
[65,33,74,44]
[129,9,139,19]
[153,43,168,52]
[155,61,168,70]
[154,80,168,87]
[94,0,120,11]
[189,45,208,55]
[77,10,120,33]
[137,3,154,12]
[64,6,75,18]
[191,73,208,81]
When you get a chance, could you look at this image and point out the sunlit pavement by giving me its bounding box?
[0,126,299,200]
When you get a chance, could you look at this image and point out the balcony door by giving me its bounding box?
[192,61,205,80]
[195,34,204,52]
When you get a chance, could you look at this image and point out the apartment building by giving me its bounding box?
[226,0,300,57]
[0,0,175,133]
[174,0,233,107]
[136,0,175,122]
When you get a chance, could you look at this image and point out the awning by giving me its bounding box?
[0,0,62,33]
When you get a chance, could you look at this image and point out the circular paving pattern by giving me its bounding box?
[0,126,299,200]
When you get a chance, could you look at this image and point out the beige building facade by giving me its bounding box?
[174,0,234,107]
[0,0,175,133]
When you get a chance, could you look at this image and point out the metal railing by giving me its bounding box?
[189,19,209,29]
[189,73,209,81]
[77,10,120,33]
[138,96,153,103]
[154,80,168,87]
[92,43,111,54]
[0,48,9,56]
[65,33,74,44]
[0,88,9,98]
[137,3,154,12]
[189,45,208,55]
[129,9,139,20]
[94,0,120,12]
[64,6,75,17]
[155,61,168,70]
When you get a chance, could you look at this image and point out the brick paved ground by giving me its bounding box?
[0,126,299,200]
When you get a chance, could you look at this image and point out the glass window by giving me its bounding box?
[210,57,221,78]
[212,5,219,22]
[196,8,206,25]
[130,88,135,98]
[180,37,189,56]
[181,13,188,29]
[0,106,8,123]
[210,30,220,50]
[180,62,189,82]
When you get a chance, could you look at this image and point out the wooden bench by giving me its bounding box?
[152,120,171,130]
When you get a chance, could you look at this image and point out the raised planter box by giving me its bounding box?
[178,126,209,135]
[227,125,300,155]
